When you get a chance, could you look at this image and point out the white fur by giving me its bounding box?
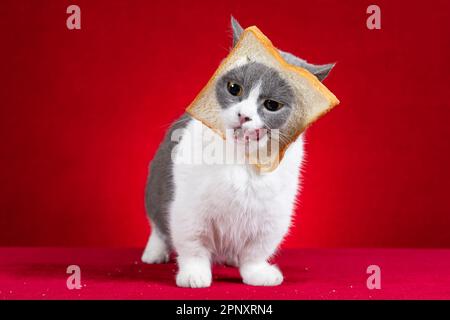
[141,228,170,264]
[170,122,303,287]
[240,261,284,286]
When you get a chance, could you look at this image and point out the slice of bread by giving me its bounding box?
[186,26,340,172]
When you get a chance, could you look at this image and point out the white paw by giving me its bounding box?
[176,270,212,288]
[241,263,283,286]
[141,250,169,264]
[176,261,212,288]
[141,230,170,264]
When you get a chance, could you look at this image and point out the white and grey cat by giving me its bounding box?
[142,17,334,288]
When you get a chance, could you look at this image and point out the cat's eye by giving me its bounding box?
[227,82,243,96]
[264,99,283,112]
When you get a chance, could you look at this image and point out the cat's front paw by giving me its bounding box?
[141,250,169,264]
[240,262,283,286]
[176,269,212,288]
[176,259,212,288]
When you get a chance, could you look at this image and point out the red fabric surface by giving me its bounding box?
[1,1,450,249]
[1,248,449,300]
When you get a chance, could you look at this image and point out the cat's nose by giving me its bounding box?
[238,113,252,124]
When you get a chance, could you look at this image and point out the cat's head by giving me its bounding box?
[215,16,334,143]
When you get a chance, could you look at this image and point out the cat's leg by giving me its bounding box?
[141,227,170,264]
[173,235,212,288]
[176,252,212,288]
[238,217,290,286]
[239,237,284,286]
[170,201,212,288]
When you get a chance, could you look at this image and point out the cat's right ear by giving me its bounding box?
[231,16,244,47]
[279,49,335,82]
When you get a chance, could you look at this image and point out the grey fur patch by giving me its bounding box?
[230,16,335,82]
[231,16,244,47]
[145,113,191,240]
[215,62,295,130]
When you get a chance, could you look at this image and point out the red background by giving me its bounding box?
[1,0,449,248]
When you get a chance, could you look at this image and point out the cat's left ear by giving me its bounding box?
[231,16,244,47]
[279,49,335,82]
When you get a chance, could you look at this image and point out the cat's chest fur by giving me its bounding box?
[171,119,303,262]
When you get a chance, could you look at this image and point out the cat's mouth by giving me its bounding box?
[231,126,267,142]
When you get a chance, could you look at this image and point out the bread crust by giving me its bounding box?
[186,26,340,172]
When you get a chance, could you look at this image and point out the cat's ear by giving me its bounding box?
[231,16,244,47]
[279,49,335,82]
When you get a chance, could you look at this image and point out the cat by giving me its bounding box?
[141,17,334,288]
